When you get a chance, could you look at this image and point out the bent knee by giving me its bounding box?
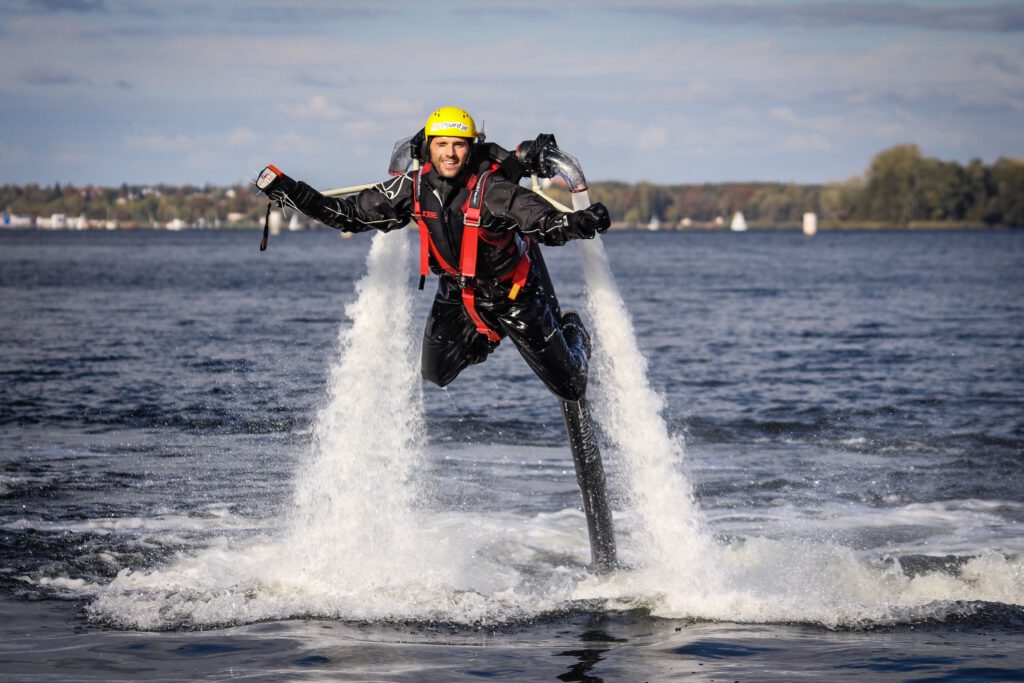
[422,365,454,388]
[549,375,588,402]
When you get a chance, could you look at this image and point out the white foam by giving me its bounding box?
[4,512,258,535]
[703,498,1024,555]
[86,508,597,629]
[625,539,1024,628]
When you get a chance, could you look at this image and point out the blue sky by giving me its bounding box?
[1,0,1021,187]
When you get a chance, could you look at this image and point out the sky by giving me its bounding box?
[1,0,1022,188]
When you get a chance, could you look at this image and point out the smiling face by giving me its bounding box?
[428,136,471,178]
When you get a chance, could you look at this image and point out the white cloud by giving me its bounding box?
[363,98,423,118]
[342,120,381,137]
[636,125,669,150]
[225,127,260,147]
[272,131,324,157]
[769,107,802,126]
[123,133,194,152]
[769,107,846,134]
[0,140,30,164]
[780,133,832,152]
[282,95,349,121]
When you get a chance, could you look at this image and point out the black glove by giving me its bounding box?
[256,165,298,252]
[566,202,610,239]
[255,164,296,199]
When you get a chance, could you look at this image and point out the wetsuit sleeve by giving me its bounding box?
[281,173,414,233]
[484,180,593,247]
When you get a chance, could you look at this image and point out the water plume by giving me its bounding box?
[577,236,719,593]
[284,228,430,586]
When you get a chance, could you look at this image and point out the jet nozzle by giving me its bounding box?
[515,134,588,193]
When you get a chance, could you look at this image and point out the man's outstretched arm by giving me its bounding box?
[256,165,413,233]
[486,182,610,246]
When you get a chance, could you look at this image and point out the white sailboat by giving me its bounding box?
[803,212,818,236]
[288,213,302,231]
[730,211,748,232]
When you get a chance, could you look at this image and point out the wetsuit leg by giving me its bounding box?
[421,278,495,387]
[494,287,589,402]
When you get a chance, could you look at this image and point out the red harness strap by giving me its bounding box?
[412,164,532,342]
[413,163,462,283]
[506,241,531,300]
[458,167,501,341]
[413,163,434,290]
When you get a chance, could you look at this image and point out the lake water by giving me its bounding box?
[1,227,1022,681]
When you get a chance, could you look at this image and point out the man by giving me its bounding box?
[256,106,610,402]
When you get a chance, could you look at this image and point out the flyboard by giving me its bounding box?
[313,134,618,572]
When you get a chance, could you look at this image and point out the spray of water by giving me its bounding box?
[90,230,465,628]
[576,232,721,598]
[89,229,587,629]
[283,228,430,585]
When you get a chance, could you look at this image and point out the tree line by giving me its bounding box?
[0,183,259,228]
[580,145,1023,228]
[2,145,1022,229]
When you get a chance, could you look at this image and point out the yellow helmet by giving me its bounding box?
[424,106,476,139]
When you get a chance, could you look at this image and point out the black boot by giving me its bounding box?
[560,310,592,360]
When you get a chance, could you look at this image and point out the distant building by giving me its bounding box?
[268,210,283,236]
[11,215,33,227]
[38,213,67,229]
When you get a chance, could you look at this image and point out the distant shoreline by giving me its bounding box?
[4,142,1023,231]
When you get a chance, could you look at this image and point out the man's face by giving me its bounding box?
[428,136,470,178]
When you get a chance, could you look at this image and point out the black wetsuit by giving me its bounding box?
[279,144,596,401]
